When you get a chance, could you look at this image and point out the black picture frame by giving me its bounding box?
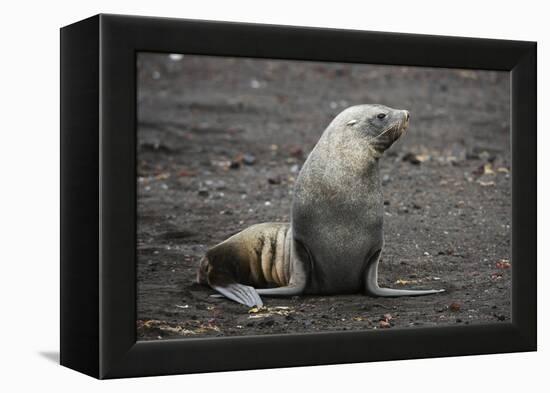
[60,14,536,379]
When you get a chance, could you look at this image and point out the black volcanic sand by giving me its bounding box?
[136,53,511,340]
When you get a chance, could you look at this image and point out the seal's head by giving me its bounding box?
[337,104,410,155]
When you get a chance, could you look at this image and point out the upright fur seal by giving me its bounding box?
[197,104,444,307]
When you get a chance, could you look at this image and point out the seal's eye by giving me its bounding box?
[377,113,387,120]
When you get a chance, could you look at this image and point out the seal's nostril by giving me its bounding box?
[405,111,410,121]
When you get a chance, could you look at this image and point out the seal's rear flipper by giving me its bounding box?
[364,250,445,297]
[211,283,264,308]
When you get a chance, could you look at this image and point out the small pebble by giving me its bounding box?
[402,152,421,165]
[268,176,282,185]
[289,146,303,158]
[379,320,391,329]
[242,153,256,165]
[449,302,461,312]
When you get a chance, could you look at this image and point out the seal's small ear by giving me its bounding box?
[346,119,358,126]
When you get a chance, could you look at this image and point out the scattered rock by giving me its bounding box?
[378,313,393,328]
[177,168,195,177]
[267,175,282,185]
[140,142,173,153]
[472,165,485,177]
[495,259,511,269]
[290,164,300,173]
[402,152,422,165]
[449,302,461,312]
[250,79,262,89]
[471,146,500,162]
[289,146,303,158]
[229,153,256,169]
[242,153,256,165]
[402,152,429,165]
[378,320,391,329]
[473,163,495,179]
[205,179,226,190]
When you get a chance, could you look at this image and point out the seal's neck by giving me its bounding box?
[361,153,381,185]
[366,144,383,160]
[316,126,383,180]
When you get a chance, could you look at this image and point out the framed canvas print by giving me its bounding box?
[60,14,536,379]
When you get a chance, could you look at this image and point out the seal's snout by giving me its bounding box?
[399,110,410,135]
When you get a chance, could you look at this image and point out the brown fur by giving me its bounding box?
[197,223,291,289]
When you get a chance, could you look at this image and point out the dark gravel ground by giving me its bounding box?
[136,53,511,340]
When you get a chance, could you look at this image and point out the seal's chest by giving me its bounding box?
[307,263,365,295]
[306,247,372,295]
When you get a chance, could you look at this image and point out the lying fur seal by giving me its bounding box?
[197,104,444,306]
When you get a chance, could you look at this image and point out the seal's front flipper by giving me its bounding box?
[256,285,304,297]
[364,250,445,297]
[211,283,263,307]
[256,239,309,298]
[366,286,445,297]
